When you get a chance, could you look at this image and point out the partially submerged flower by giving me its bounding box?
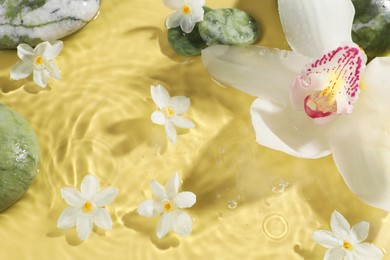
[137,172,196,238]
[57,175,119,241]
[163,0,205,33]
[312,210,383,259]
[151,84,195,143]
[202,0,390,211]
[10,41,63,88]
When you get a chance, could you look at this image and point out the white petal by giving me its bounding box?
[190,0,205,8]
[166,11,182,29]
[151,111,166,125]
[16,43,34,60]
[352,243,384,259]
[46,60,60,80]
[80,175,100,200]
[180,15,195,34]
[278,0,354,57]
[151,84,170,110]
[92,208,112,230]
[34,41,51,56]
[43,41,63,60]
[201,45,310,104]
[165,172,180,199]
[250,98,331,159]
[60,187,84,207]
[76,215,93,241]
[170,116,195,129]
[312,230,341,248]
[350,221,370,243]
[163,0,183,10]
[165,121,177,144]
[57,207,79,229]
[189,6,204,23]
[137,199,162,217]
[10,61,33,80]
[156,212,174,239]
[172,210,192,236]
[324,247,345,260]
[170,96,190,115]
[92,187,118,206]
[174,192,196,209]
[33,68,49,88]
[330,210,351,239]
[150,180,167,201]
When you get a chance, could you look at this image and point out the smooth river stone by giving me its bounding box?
[198,8,260,46]
[0,0,101,49]
[352,0,390,59]
[0,104,40,212]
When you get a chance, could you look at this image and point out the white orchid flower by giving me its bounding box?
[163,0,205,33]
[137,172,196,239]
[10,41,63,88]
[151,84,195,144]
[201,0,390,212]
[57,175,119,241]
[312,210,383,259]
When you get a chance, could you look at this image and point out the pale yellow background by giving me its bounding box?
[0,0,388,259]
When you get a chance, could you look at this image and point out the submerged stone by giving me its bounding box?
[0,0,101,49]
[0,104,40,212]
[168,24,208,56]
[198,8,260,46]
[352,0,390,59]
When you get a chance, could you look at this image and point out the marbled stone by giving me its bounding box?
[168,24,207,56]
[0,104,40,212]
[352,0,390,59]
[0,0,101,49]
[198,8,260,47]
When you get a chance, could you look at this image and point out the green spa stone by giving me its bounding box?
[168,24,208,56]
[0,0,101,49]
[351,0,390,59]
[198,8,260,46]
[0,104,40,212]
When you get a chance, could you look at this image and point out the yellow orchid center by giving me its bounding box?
[35,56,44,65]
[182,5,191,14]
[163,200,174,212]
[82,201,94,213]
[343,241,353,251]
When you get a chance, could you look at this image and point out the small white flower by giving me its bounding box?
[163,0,205,33]
[57,175,119,241]
[10,41,63,88]
[137,172,196,239]
[151,84,195,143]
[312,210,383,260]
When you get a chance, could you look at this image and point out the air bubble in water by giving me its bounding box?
[228,200,238,209]
[270,178,289,193]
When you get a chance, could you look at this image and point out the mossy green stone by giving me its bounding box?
[0,104,40,212]
[168,24,208,56]
[198,8,260,46]
[352,0,390,59]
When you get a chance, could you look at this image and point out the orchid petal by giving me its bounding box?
[312,230,341,248]
[250,98,331,158]
[80,175,100,200]
[33,68,49,88]
[330,210,350,239]
[156,212,174,239]
[352,243,384,259]
[278,0,355,57]
[172,210,192,236]
[324,247,345,260]
[174,192,196,209]
[137,199,162,217]
[57,207,79,229]
[150,180,167,201]
[165,172,180,199]
[350,221,369,243]
[16,44,34,60]
[92,208,112,230]
[170,96,190,115]
[76,215,93,241]
[92,187,118,207]
[170,116,195,129]
[60,187,84,207]
[166,11,182,29]
[10,61,33,80]
[180,15,195,34]
[165,121,177,143]
[151,85,170,109]
[201,45,310,104]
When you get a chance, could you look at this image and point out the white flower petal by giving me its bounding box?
[76,215,93,241]
[170,116,195,129]
[190,0,205,8]
[60,187,84,207]
[57,207,79,229]
[201,45,310,104]
[330,210,350,239]
[16,43,34,60]
[172,210,192,236]
[250,98,331,159]
[92,187,118,207]
[151,84,170,110]
[10,61,33,80]
[166,11,182,29]
[33,68,49,88]
[165,172,180,199]
[46,60,60,80]
[137,199,162,217]
[151,111,166,125]
[352,243,384,259]
[174,191,196,209]
[180,15,195,34]
[80,175,100,200]
[43,41,63,60]
[165,121,177,143]
[92,208,112,230]
[34,41,51,56]
[278,0,355,57]
[156,212,174,239]
[190,6,204,23]
[324,247,345,260]
[312,230,341,248]
[163,0,183,10]
[351,221,370,243]
[150,180,167,201]
[170,96,190,115]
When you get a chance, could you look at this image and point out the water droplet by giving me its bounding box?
[227,200,238,209]
[270,178,289,193]
[236,195,241,200]
[216,194,221,199]
[262,214,289,241]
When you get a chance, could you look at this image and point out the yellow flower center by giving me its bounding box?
[164,107,175,117]
[163,201,173,212]
[35,56,44,65]
[343,241,353,251]
[182,5,191,14]
[319,72,345,105]
[82,201,93,213]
